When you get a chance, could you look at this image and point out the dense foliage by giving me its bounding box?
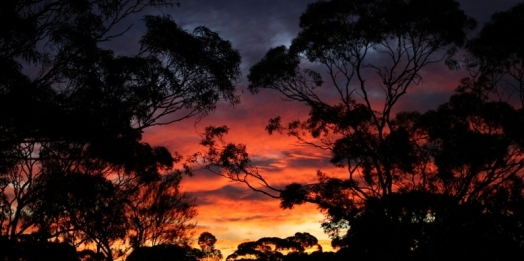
[0,1,240,260]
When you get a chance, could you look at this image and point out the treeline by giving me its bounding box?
[1,231,220,261]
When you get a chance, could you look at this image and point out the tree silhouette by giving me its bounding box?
[196,232,223,261]
[0,0,241,260]
[332,191,524,260]
[28,171,129,259]
[226,232,322,261]
[202,0,476,198]
[0,235,78,261]
[128,172,197,248]
[126,244,197,261]
[199,0,524,258]
[467,2,524,106]
[126,232,222,261]
[245,0,475,198]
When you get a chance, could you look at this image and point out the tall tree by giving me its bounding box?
[200,0,524,258]
[204,0,475,198]
[202,0,474,204]
[0,0,241,260]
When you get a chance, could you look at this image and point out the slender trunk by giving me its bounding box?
[9,204,23,239]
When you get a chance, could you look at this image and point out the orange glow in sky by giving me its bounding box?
[140,0,523,258]
[140,68,461,257]
[143,95,342,257]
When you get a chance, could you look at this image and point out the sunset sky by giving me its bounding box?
[137,0,522,257]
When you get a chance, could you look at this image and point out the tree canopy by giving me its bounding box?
[225,232,325,261]
[0,0,240,260]
[200,0,524,259]
[126,232,221,261]
[467,2,524,106]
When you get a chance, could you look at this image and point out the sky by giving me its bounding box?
[137,0,523,257]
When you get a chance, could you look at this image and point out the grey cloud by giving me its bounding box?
[189,184,275,205]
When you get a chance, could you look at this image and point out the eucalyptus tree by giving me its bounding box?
[202,0,475,217]
[226,232,321,261]
[200,0,524,258]
[0,0,241,260]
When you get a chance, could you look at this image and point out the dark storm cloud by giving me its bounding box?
[152,0,524,131]
[169,0,317,69]
[106,0,523,79]
[96,0,316,73]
